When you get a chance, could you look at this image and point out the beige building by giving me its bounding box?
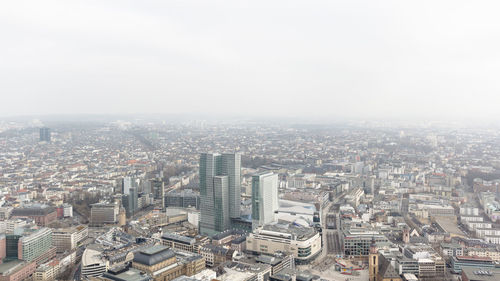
[33,260,60,281]
[52,225,88,253]
[246,223,321,264]
[466,247,500,262]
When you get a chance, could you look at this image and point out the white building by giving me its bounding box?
[246,222,321,264]
[81,248,108,278]
[252,172,278,230]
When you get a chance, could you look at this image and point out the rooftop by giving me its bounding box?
[133,245,175,266]
[103,267,152,281]
[461,267,500,281]
[0,260,25,275]
[161,232,195,245]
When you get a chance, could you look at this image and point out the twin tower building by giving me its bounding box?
[199,153,278,236]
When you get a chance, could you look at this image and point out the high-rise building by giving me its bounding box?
[122,177,133,195]
[199,153,241,236]
[39,127,51,142]
[123,187,138,218]
[252,172,279,229]
[150,178,165,210]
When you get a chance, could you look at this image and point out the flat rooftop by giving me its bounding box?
[0,260,25,275]
[141,245,169,255]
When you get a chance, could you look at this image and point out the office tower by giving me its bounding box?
[222,153,241,219]
[165,189,200,209]
[39,127,51,142]
[199,153,241,236]
[150,178,165,210]
[122,177,133,195]
[6,234,21,260]
[123,187,138,218]
[252,172,279,229]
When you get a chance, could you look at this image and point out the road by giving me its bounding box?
[308,191,345,269]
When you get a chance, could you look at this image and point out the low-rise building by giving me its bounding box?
[0,260,37,281]
[199,245,235,268]
[451,256,495,274]
[466,247,500,262]
[440,243,463,257]
[33,259,60,281]
[132,245,205,281]
[247,222,321,264]
[52,225,88,253]
[11,205,57,226]
[91,202,120,225]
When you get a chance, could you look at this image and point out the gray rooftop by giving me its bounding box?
[161,232,195,245]
[133,245,175,266]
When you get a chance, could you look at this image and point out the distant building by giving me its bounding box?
[11,205,57,226]
[165,190,200,209]
[90,203,119,225]
[150,179,165,200]
[0,207,13,220]
[252,172,279,230]
[0,220,27,234]
[199,153,241,236]
[39,127,51,142]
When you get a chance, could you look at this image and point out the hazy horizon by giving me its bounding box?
[2,1,500,120]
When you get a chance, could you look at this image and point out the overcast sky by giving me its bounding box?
[1,1,499,121]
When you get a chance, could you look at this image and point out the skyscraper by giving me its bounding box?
[39,127,51,142]
[199,153,241,236]
[252,172,279,229]
[123,187,138,218]
[122,176,133,195]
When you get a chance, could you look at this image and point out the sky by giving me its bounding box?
[1,1,499,121]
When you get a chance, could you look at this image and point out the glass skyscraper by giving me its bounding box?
[252,172,279,229]
[199,153,241,236]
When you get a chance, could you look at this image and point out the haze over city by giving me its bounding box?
[2,0,500,121]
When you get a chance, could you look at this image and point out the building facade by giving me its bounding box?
[199,153,241,236]
[90,203,119,225]
[18,227,56,265]
[252,172,279,230]
[246,223,321,264]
